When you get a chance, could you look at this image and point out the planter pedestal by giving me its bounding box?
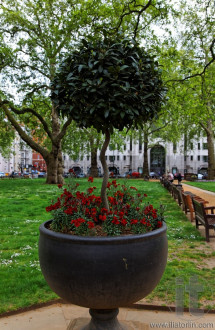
[80,308,125,330]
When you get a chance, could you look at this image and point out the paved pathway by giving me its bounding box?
[1,302,215,329]
[182,183,215,206]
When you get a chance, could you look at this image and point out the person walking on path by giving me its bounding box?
[177,173,182,185]
[167,172,174,183]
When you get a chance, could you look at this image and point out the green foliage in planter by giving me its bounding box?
[51,36,166,133]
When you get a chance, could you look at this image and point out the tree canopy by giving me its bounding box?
[52,37,166,133]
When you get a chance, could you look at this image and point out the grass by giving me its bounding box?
[183,181,215,193]
[0,178,215,314]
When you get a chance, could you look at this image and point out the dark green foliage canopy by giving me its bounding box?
[51,37,166,133]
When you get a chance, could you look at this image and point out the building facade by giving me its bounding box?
[0,133,32,174]
[0,135,210,176]
[64,136,210,177]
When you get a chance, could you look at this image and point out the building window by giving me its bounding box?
[203,143,208,150]
[124,145,126,151]
[190,155,193,161]
[203,156,208,162]
[130,156,132,162]
[197,155,200,161]
[139,136,142,152]
[130,137,132,151]
[190,143,193,150]
[184,156,186,161]
[109,156,115,162]
[173,143,177,153]
[198,143,200,150]
[117,156,120,161]
[87,156,90,161]
[123,156,126,161]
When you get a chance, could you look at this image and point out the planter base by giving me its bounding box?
[68,308,128,330]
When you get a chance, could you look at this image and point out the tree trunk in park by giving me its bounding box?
[1,99,66,184]
[45,106,65,184]
[57,149,64,184]
[200,119,215,180]
[100,130,110,211]
[90,145,99,177]
[142,133,149,177]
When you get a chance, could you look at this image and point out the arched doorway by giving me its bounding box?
[71,166,82,175]
[150,145,165,176]
[108,166,118,175]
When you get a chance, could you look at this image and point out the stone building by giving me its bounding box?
[0,134,210,177]
[64,136,210,177]
[0,133,32,174]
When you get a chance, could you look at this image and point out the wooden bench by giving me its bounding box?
[192,199,215,242]
[182,192,209,222]
[172,184,183,206]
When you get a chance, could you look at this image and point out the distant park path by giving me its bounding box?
[182,183,215,206]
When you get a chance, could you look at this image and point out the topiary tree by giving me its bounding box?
[51,37,166,209]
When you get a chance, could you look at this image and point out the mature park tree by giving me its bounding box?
[52,37,166,208]
[0,0,99,183]
[163,1,215,179]
[0,0,172,184]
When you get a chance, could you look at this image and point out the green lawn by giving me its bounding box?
[0,178,215,314]
[183,181,215,193]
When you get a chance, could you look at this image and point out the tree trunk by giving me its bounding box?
[57,147,64,184]
[45,104,64,184]
[205,121,215,180]
[45,144,64,184]
[91,147,98,177]
[100,130,110,210]
[1,99,69,185]
[142,132,149,177]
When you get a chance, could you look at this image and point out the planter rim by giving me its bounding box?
[39,220,167,245]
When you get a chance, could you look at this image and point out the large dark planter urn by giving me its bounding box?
[39,220,168,329]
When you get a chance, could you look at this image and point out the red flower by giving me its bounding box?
[140,218,146,225]
[71,217,85,227]
[130,186,137,190]
[131,219,138,225]
[108,196,118,205]
[121,218,127,226]
[46,199,61,212]
[88,176,94,183]
[87,221,95,229]
[58,184,63,189]
[157,221,163,228]
[99,215,107,221]
[112,216,120,225]
[87,187,94,194]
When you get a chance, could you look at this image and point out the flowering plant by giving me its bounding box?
[46,177,165,237]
